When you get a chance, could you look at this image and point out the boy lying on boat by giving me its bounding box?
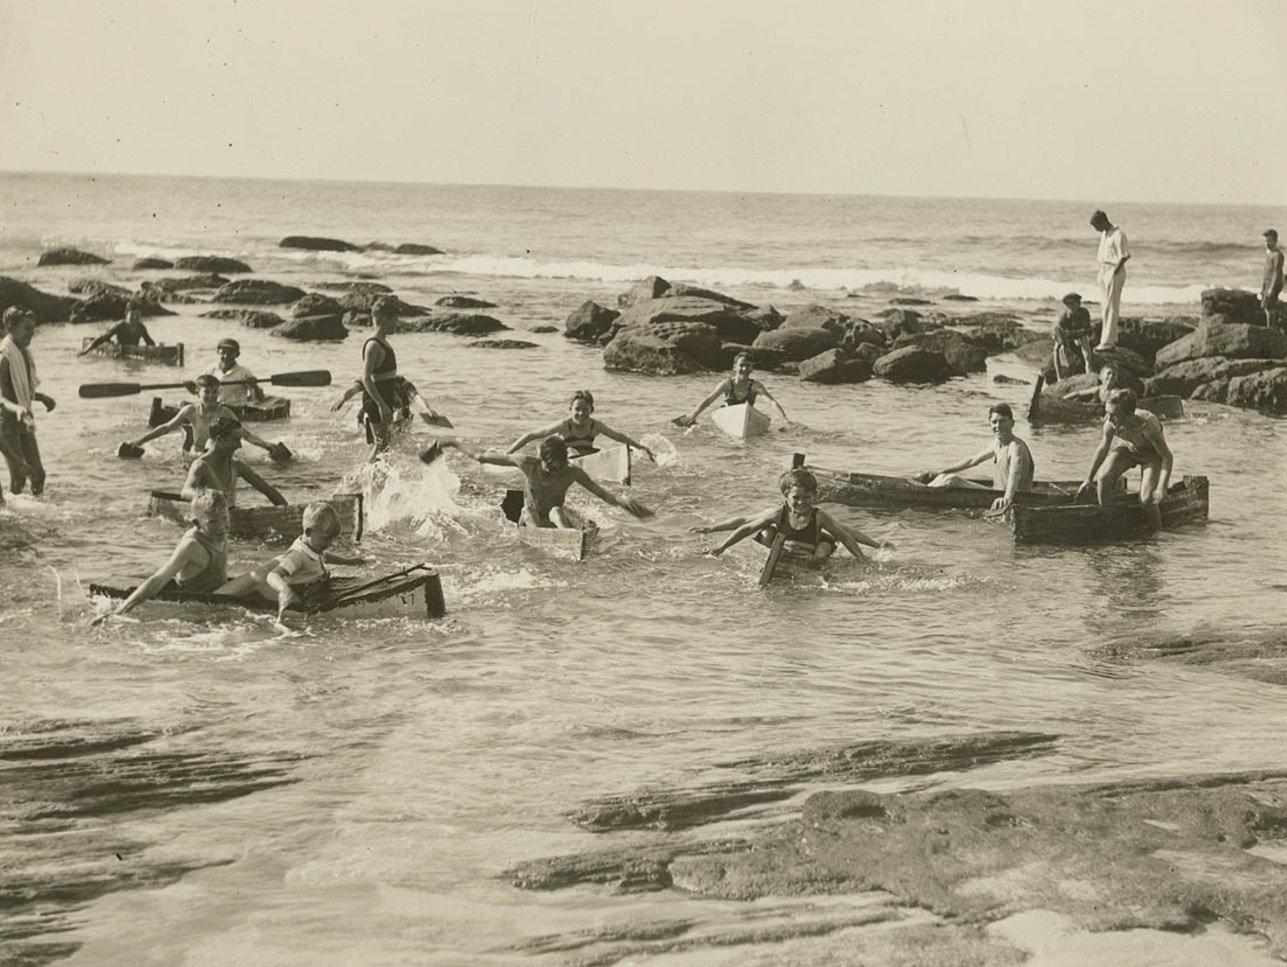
[507,389,655,462]
[91,490,231,626]
[438,436,651,527]
[180,416,289,508]
[218,502,365,623]
[697,468,883,564]
[674,352,791,428]
[913,402,1035,514]
[122,374,291,462]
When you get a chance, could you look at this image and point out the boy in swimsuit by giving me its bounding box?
[675,352,791,428]
[443,436,651,527]
[702,468,878,564]
[124,374,290,461]
[915,403,1035,514]
[78,308,156,355]
[1077,388,1173,529]
[91,491,230,625]
[507,389,655,462]
[180,416,288,508]
[218,502,365,623]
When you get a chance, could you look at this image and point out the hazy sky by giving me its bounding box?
[3,0,1285,204]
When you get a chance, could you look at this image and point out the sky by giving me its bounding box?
[2,0,1285,204]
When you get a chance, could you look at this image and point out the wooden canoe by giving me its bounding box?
[795,455,1089,513]
[570,444,632,485]
[81,337,184,366]
[149,395,291,427]
[1030,392,1185,424]
[711,402,770,439]
[146,491,364,544]
[89,564,445,620]
[501,489,598,561]
[1010,475,1209,544]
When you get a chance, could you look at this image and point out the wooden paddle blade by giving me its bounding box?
[117,442,145,459]
[1027,374,1046,422]
[419,441,444,465]
[419,413,454,429]
[80,382,144,398]
[268,370,331,387]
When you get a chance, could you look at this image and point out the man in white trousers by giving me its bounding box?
[1091,209,1130,350]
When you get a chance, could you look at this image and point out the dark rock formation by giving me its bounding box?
[781,304,850,332]
[798,349,874,384]
[132,257,174,270]
[1145,357,1278,398]
[1225,366,1287,413]
[743,305,784,332]
[666,283,755,309]
[69,292,130,324]
[894,329,987,374]
[873,346,957,383]
[291,293,345,318]
[316,281,393,294]
[529,325,558,334]
[1200,287,1263,327]
[201,308,285,329]
[943,293,979,301]
[154,274,229,293]
[565,301,622,344]
[212,280,307,306]
[874,308,927,340]
[1116,316,1197,356]
[615,296,762,346]
[394,242,443,256]
[436,295,496,309]
[336,290,423,316]
[37,246,109,266]
[890,297,933,306]
[270,313,347,340]
[618,275,673,308]
[751,326,839,361]
[279,236,362,252]
[174,256,252,274]
[1155,321,1287,369]
[467,338,538,349]
[603,320,724,375]
[401,313,509,335]
[68,278,131,297]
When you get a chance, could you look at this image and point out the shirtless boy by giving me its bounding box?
[180,416,287,508]
[1263,229,1283,326]
[78,308,156,355]
[124,374,289,460]
[1077,388,1173,530]
[916,402,1035,514]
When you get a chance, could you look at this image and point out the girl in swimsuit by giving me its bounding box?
[360,297,402,460]
[676,352,791,428]
[507,389,655,462]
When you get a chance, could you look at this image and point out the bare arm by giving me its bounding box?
[918,447,992,482]
[79,325,120,355]
[690,514,752,534]
[573,468,651,517]
[593,420,655,460]
[506,418,565,454]
[678,380,729,426]
[141,325,156,347]
[994,442,1033,511]
[323,549,365,566]
[179,460,212,501]
[239,427,278,453]
[815,508,869,558]
[130,403,195,447]
[753,380,790,422]
[93,541,201,623]
[1078,424,1116,494]
[441,439,520,467]
[236,460,287,506]
[709,506,778,555]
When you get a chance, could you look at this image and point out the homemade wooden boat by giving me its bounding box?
[149,395,291,427]
[90,564,445,620]
[81,337,184,366]
[146,491,364,544]
[1030,392,1184,424]
[570,444,632,485]
[795,455,1091,513]
[1010,475,1209,544]
[501,489,598,561]
[711,402,770,439]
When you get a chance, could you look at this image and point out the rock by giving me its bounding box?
[1200,287,1263,326]
[781,304,849,332]
[666,283,755,310]
[337,290,423,315]
[565,301,622,344]
[993,374,1028,385]
[174,256,252,274]
[316,281,393,294]
[342,309,371,329]
[1226,366,1287,413]
[401,312,509,335]
[751,326,839,361]
[1145,357,1278,397]
[833,320,888,353]
[960,322,1044,356]
[0,277,78,322]
[467,338,538,349]
[201,308,284,329]
[1014,338,1056,367]
[890,297,933,306]
[435,295,496,309]
[37,246,109,266]
[1116,316,1196,357]
[155,274,229,292]
[893,329,987,374]
[270,313,347,341]
[128,288,178,318]
[529,325,558,334]
[744,305,784,332]
[943,293,979,302]
[603,320,724,375]
[394,243,443,256]
[212,280,307,305]
[1154,321,1287,369]
[278,236,362,253]
[291,293,345,317]
[68,278,131,297]
[873,346,958,383]
[950,311,1021,328]
[132,257,174,270]
[615,296,762,346]
[69,292,130,324]
[874,308,929,340]
[798,349,873,384]
[618,275,672,308]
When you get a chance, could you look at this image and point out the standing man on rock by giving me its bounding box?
[1261,229,1283,327]
[1090,210,1130,350]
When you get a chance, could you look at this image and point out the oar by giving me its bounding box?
[79,370,332,399]
[757,507,789,587]
[1026,374,1045,423]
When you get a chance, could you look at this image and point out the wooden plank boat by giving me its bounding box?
[1031,392,1184,424]
[149,395,291,427]
[796,455,1089,513]
[81,337,184,366]
[146,491,364,544]
[1010,475,1209,544]
[501,489,598,561]
[711,402,770,439]
[89,564,445,620]
[570,444,632,485]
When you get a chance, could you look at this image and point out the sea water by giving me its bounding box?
[1,172,1285,965]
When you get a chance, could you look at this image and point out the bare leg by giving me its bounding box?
[1095,449,1136,505]
[216,571,275,601]
[1138,464,1163,531]
[929,473,989,490]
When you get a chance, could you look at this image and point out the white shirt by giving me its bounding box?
[203,362,258,406]
[1097,227,1129,267]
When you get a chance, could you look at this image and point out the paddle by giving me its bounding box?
[79,370,332,399]
[757,506,789,587]
[1026,374,1045,423]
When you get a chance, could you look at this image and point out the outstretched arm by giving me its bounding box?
[677,381,729,426]
[753,380,790,423]
[1078,425,1115,495]
[441,439,520,467]
[916,447,992,483]
[129,403,195,448]
[690,514,752,534]
[236,460,287,506]
[91,541,200,625]
[708,506,778,555]
[816,508,885,553]
[574,469,652,518]
[79,326,119,356]
[506,418,565,454]
[594,420,655,461]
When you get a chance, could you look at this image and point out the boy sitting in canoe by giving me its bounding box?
[122,374,290,461]
[181,416,288,509]
[91,491,230,625]
[675,352,791,428]
[442,436,651,527]
[78,308,156,355]
[1076,388,1174,529]
[507,389,655,462]
[915,403,1035,514]
[203,338,265,407]
[217,502,365,622]
[700,468,879,564]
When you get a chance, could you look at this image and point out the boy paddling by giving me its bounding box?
[122,374,290,460]
[181,416,287,508]
[78,308,156,355]
[915,402,1035,514]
